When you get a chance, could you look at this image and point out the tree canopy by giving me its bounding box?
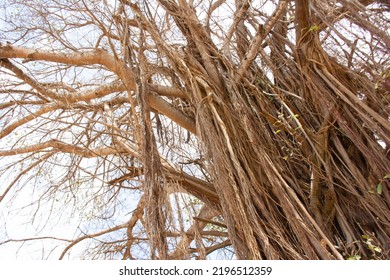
[0,0,389,259]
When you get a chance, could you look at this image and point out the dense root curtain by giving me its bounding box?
[149,0,390,259]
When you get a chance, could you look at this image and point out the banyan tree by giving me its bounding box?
[0,0,389,259]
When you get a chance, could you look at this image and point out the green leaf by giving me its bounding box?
[288,114,299,119]
[373,246,382,253]
[362,235,371,241]
[377,182,383,195]
[383,173,390,179]
[310,25,319,32]
[347,255,361,260]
